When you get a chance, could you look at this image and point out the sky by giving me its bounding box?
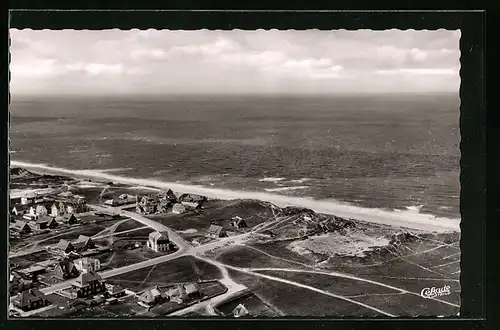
[9,29,461,95]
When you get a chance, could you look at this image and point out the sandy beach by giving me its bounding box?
[10,160,460,233]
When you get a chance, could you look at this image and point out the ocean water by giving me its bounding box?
[9,94,460,219]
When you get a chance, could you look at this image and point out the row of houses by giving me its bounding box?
[135,190,207,215]
[137,283,201,308]
[56,235,95,254]
[12,198,87,219]
[10,214,78,235]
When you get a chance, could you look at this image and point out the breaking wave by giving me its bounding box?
[11,160,460,233]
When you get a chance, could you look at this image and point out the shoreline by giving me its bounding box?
[10,160,460,233]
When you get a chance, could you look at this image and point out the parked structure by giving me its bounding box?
[12,220,31,234]
[146,231,172,252]
[172,203,186,214]
[13,288,50,311]
[70,271,107,298]
[74,257,101,273]
[206,225,226,239]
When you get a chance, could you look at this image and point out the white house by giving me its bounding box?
[146,231,171,252]
[74,257,101,273]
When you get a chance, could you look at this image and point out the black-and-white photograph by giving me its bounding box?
[8,28,461,318]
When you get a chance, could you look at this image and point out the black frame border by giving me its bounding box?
[2,4,492,330]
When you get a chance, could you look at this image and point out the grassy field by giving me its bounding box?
[255,270,399,296]
[227,269,380,317]
[215,244,310,270]
[149,199,274,235]
[10,250,55,269]
[106,256,222,292]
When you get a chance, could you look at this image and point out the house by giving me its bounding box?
[13,288,50,311]
[136,195,158,215]
[72,235,95,251]
[35,203,51,216]
[50,203,60,217]
[232,303,250,317]
[33,216,49,230]
[138,286,168,307]
[53,260,80,280]
[158,189,177,202]
[230,216,248,229]
[21,193,36,205]
[17,265,47,281]
[181,201,202,210]
[206,225,226,239]
[11,204,28,216]
[56,239,75,254]
[104,199,115,206]
[56,213,78,225]
[46,217,58,229]
[105,284,126,298]
[70,195,88,213]
[172,203,186,214]
[12,220,31,234]
[146,231,171,252]
[71,271,107,298]
[29,206,37,217]
[157,199,173,214]
[74,257,101,273]
[178,193,207,205]
[183,283,201,299]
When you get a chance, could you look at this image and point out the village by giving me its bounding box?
[9,176,253,318]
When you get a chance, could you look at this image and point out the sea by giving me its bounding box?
[9,93,460,220]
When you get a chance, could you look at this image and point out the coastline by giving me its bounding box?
[10,160,460,233]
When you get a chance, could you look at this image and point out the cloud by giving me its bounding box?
[9,29,460,94]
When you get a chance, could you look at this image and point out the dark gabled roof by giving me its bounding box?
[207,225,224,236]
[13,220,29,230]
[57,239,73,251]
[139,286,166,303]
[14,289,48,308]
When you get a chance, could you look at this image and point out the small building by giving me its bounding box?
[71,271,107,298]
[181,201,202,210]
[206,225,226,239]
[147,231,171,252]
[35,204,50,216]
[12,220,31,234]
[72,235,95,251]
[105,284,126,298]
[137,195,159,215]
[158,189,177,202]
[178,193,207,205]
[47,217,58,229]
[104,199,115,206]
[13,288,50,311]
[17,265,47,281]
[21,193,36,205]
[183,283,201,299]
[57,239,75,254]
[53,260,80,280]
[230,216,248,229]
[138,286,168,307]
[172,203,186,214]
[56,213,78,225]
[74,257,101,273]
[11,204,28,216]
[50,203,60,217]
[232,303,250,317]
[33,218,48,230]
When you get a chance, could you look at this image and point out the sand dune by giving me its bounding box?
[11,161,460,233]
